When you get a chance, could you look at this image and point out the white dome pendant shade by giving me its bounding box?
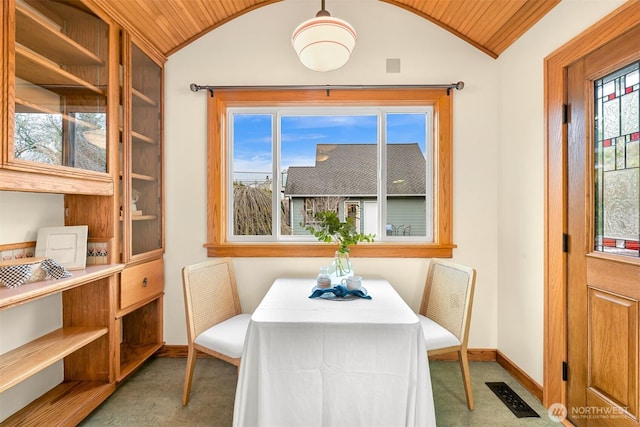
[292,1,357,72]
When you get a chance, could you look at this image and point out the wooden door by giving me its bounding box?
[567,26,640,427]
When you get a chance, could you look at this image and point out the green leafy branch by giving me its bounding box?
[304,210,374,253]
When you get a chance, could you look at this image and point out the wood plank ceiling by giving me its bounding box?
[92,0,560,59]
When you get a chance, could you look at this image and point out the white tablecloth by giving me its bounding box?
[233,278,436,427]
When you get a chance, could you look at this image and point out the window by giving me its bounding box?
[206,89,455,258]
[229,107,433,241]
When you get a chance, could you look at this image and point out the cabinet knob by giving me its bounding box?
[142,277,148,287]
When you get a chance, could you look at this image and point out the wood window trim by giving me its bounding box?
[543,1,640,408]
[204,88,455,258]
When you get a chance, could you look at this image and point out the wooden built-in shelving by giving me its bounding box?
[132,88,157,107]
[1,380,114,426]
[0,264,123,426]
[5,0,111,185]
[131,215,158,221]
[131,130,155,144]
[15,5,103,66]
[132,172,156,181]
[116,296,163,381]
[2,0,164,424]
[15,46,105,96]
[15,98,100,130]
[119,128,157,145]
[114,257,164,382]
[0,264,122,309]
[119,342,162,381]
[0,327,108,393]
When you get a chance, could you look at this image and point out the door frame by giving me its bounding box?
[544,0,640,409]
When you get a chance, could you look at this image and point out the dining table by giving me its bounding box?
[232,277,436,427]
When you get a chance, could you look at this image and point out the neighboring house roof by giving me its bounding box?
[284,143,426,197]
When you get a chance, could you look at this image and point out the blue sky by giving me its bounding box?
[232,112,427,183]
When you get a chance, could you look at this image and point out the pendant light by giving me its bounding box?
[291,0,357,72]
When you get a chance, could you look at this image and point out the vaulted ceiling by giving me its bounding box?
[92,0,560,59]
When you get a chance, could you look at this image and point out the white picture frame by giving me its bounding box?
[35,225,88,270]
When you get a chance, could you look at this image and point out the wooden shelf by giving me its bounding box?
[0,327,108,393]
[116,293,163,382]
[15,97,59,114]
[117,342,162,382]
[119,214,158,221]
[132,88,158,107]
[15,45,105,96]
[133,214,158,221]
[131,130,155,144]
[0,264,123,310]
[131,172,156,181]
[15,5,103,66]
[119,128,157,145]
[0,380,114,427]
[15,98,99,129]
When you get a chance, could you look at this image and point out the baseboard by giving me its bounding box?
[155,345,234,358]
[158,345,499,361]
[428,348,497,362]
[496,350,543,402]
[157,345,544,404]
[156,345,193,358]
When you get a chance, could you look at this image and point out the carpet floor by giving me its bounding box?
[80,357,557,426]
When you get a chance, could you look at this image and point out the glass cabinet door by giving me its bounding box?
[121,38,163,261]
[11,0,109,173]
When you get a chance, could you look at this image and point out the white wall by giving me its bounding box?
[164,0,500,353]
[495,0,625,383]
[0,191,65,420]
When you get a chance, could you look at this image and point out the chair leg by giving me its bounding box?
[182,346,197,406]
[458,349,474,410]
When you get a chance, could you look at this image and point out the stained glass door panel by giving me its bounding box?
[594,62,640,257]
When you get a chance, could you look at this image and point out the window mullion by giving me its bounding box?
[379,111,387,240]
[273,112,280,240]
[227,113,236,240]
[425,110,434,242]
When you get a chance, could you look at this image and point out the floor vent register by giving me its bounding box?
[485,382,540,418]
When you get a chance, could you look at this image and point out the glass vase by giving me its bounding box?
[329,251,353,285]
[316,266,332,288]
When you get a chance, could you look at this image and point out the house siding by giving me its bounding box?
[290,198,307,234]
[387,198,426,237]
[289,197,426,237]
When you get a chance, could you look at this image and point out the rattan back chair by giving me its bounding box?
[419,258,477,410]
[182,258,251,406]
